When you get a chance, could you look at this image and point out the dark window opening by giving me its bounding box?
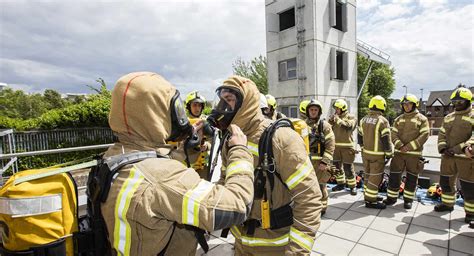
[279,8,295,31]
[335,1,343,31]
[336,51,344,80]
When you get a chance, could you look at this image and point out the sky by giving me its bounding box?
[0,0,473,101]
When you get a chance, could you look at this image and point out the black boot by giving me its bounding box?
[383,197,397,206]
[376,196,383,202]
[365,201,386,209]
[404,201,412,209]
[465,214,474,224]
[350,188,357,196]
[332,184,345,192]
[470,221,474,229]
[434,203,454,212]
[321,208,326,216]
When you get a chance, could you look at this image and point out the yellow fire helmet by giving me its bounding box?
[368,95,386,111]
[185,91,206,106]
[400,93,419,107]
[299,100,310,114]
[333,99,348,112]
[265,94,277,109]
[450,87,473,103]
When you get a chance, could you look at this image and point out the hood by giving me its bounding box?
[109,71,176,154]
[222,75,265,136]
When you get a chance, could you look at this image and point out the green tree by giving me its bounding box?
[232,55,268,94]
[43,89,66,110]
[357,54,396,120]
[0,88,48,119]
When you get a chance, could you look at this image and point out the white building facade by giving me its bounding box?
[265,0,357,119]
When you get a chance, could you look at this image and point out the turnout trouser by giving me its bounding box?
[312,158,331,211]
[387,153,424,202]
[439,155,474,215]
[362,153,385,203]
[333,147,356,188]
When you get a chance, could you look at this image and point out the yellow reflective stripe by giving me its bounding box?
[364,186,378,195]
[387,189,398,197]
[394,140,403,148]
[438,142,447,146]
[445,117,454,123]
[325,131,334,140]
[230,225,241,237]
[442,194,455,199]
[182,180,214,227]
[461,116,472,122]
[114,167,145,256]
[239,233,289,247]
[289,227,314,252]
[381,128,390,135]
[392,127,399,133]
[311,155,322,160]
[335,142,354,147]
[419,126,429,133]
[225,160,253,180]
[404,190,415,199]
[362,149,385,155]
[323,152,333,160]
[440,127,446,134]
[285,158,313,190]
[464,201,474,212]
[374,120,381,152]
[394,149,422,155]
[347,178,356,185]
[410,141,418,150]
[247,142,259,156]
[441,194,455,204]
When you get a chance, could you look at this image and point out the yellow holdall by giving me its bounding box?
[290,118,310,154]
[0,168,78,255]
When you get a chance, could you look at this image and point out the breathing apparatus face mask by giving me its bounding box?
[167,90,193,142]
[207,87,243,131]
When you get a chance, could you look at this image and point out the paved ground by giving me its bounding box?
[197,190,474,256]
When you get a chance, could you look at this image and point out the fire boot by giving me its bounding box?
[350,188,357,196]
[365,201,386,209]
[404,200,412,210]
[332,184,345,192]
[383,197,397,206]
[434,203,454,212]
[465,214,474,224]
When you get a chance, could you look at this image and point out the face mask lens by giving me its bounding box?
[174,97,188,125]
[213,87,240,113]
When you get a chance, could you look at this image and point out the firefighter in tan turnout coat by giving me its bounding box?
[358,95,393,209]
[210,76,322,255]
[383,94,429,209]
[101,72,255,255]
[434,87,474,227]
[305,99,335,215]
[329,99,357,195]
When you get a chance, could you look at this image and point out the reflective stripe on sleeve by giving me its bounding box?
[182,180,214,227]
[225,160,253,180]
[381,127,390,135]
[335,142,354,147]
[114,166,145,256]
[0,194,62,218]
[464,201,474,212]
[285,158,313,190]
[289,227,314,251]
[410,141,418,150]
[247,142,259,157]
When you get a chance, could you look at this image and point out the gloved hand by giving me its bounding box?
[442,148,455,157]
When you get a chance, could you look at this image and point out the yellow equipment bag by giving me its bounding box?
[290,118,310,154]
[0,168,78,255]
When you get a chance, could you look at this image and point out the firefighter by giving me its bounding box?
[329,99,357,195]
[209,76,322,255]
[184,91,211,179]
[266,94,287,120]
[434,87,474,227]
[102,72,255,255]
[260,93,271,119]
[383,94,429,209]
[299,99,310,120]
[305,99,335,215]
[358,95,393,209]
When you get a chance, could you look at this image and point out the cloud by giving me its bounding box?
[358,2,473,98]
[0,0,266,99]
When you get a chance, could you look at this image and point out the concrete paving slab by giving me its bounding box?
[369,217,409,237]
[339,209,377,228]
[313,234,356,255]
[412,213,450,231]
[358,229,404,254]
[398,239,448,255]
[349,244,395,256]
[378,207,415,224]
[448,233,474,254]
[323,206,347,220]
[405,225,449,248]
[324,221,367,242]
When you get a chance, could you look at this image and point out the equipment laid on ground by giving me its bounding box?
[427,183,442,198]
